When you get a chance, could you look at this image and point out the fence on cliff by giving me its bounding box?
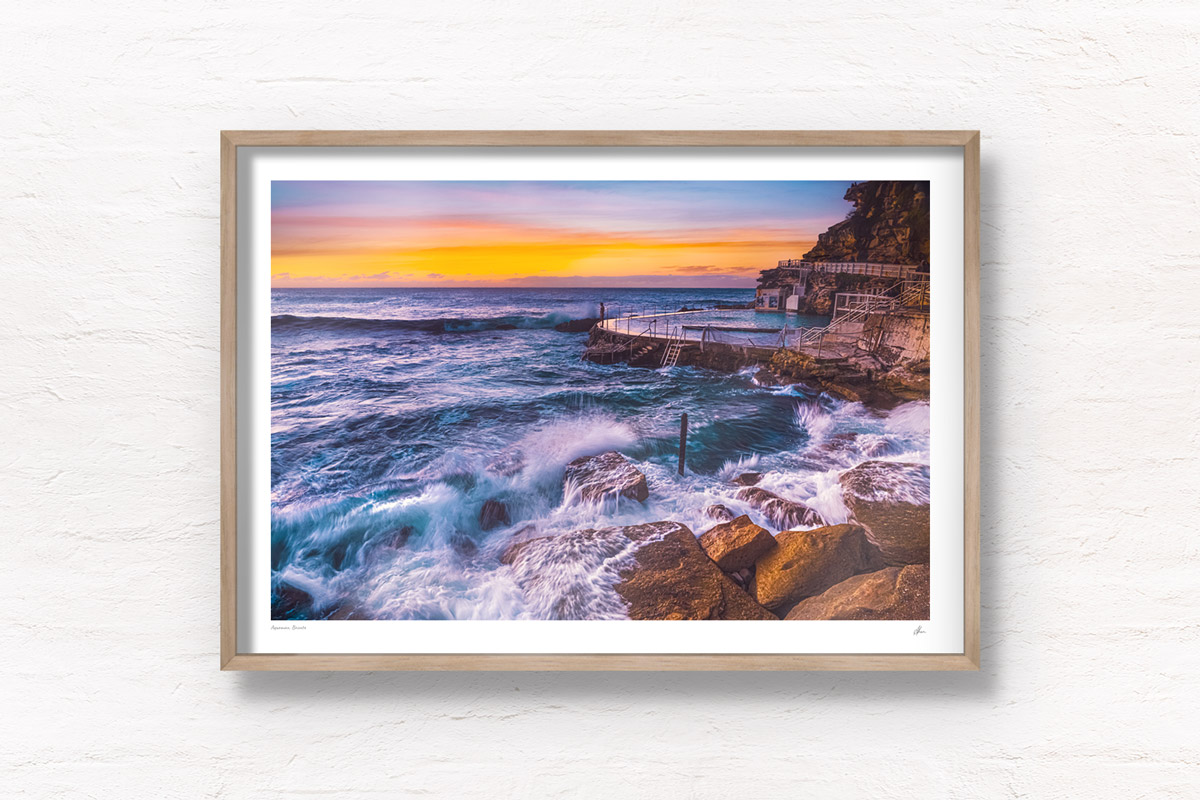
[775,260,924,280]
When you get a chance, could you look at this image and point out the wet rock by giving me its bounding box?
[500,522,673,619]
[327,542,350,570]
[735,487,824,530]
[324,603,369,621]
[385,525,415,548]
[271,581,314,619]
[752,367,784,386]
[879,360,930,398]
[731,472,762,486]
[752,524,884,611]
[495,323,518,330]
[362,526,413,563]
[702,503,737,523]
[564,451,649,504]
[479,498,510,531]
[502,522,775,620]
[699,515,776,572]
[554,317,600,333]
[821,431,859,454]
[498,525,541,565]
[451,534,478,557]
[785,564,930,620]
[839,461,930,566]
[614,523,777,620]
[823,381,863,403]
[502,522,660,569]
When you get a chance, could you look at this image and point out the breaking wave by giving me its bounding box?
[272,310,587,335]
[268,287,931,620]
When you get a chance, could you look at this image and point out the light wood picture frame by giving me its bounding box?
[221,130,980,671]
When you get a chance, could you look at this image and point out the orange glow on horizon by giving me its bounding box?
[272,232,818,287]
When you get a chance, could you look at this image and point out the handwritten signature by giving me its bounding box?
[913,625,926,636]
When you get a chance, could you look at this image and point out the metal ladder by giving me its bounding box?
[660,328,684,368]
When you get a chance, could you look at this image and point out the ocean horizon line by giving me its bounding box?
[270,285,759,291]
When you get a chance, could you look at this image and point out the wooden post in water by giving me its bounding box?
[678,413,688,475]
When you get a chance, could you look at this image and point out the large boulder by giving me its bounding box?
[735,487,824,530]
[615,524,776,620]
[564,451,649,504]
[752,524,884,611]
[879,360,930,397]
[785,564,930,620]
[502,521,775,620]
[839,461,930,566]
[699,515,776,572]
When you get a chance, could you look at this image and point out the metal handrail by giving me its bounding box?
[775,260,921,279]
[833,293,899,318]
[898,280,930,308]
[797,278,901,346]
[795,274,931,351]
[624,324,656,360]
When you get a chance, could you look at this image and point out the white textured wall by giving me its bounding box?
[4,2,1198,797]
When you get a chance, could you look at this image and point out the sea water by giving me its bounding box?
[270,287,930,620]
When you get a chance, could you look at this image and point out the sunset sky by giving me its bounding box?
[270,180,853,288]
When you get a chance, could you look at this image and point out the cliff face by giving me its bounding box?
[802,181,930,266]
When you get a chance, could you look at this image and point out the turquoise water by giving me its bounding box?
[270,287,929,620]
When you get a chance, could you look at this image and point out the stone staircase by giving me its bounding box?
[632,342,657,361]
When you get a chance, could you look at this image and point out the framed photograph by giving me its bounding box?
[221,131,979,670]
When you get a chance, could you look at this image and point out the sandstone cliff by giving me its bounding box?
[753,180,930,316]
[803,180,930,265]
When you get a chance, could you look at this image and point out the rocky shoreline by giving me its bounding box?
[500,450,931,621]
[581,324,929,409]
[507,179,935,618]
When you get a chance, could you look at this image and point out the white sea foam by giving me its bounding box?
[716,453,762,482]
[504,412,639,491]
[794,400,837,446]
[270,291,933,620]
[886,400,931,437]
